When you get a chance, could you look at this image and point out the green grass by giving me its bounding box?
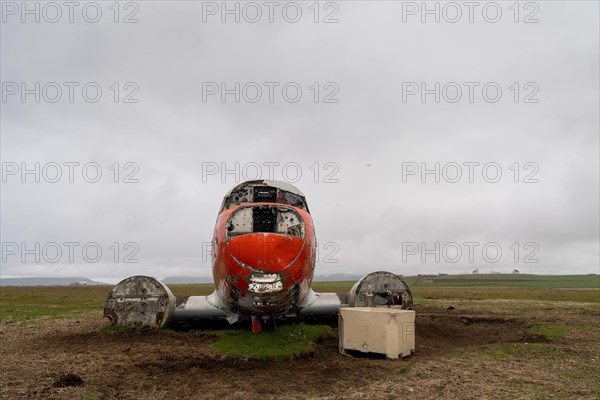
[0,285,111,322]
[527,323,568,341]
[1,275,598,323]
[311,281,356,291]
[160,284,214,297]
[413,287,599,303]
[485,343,531,359]
[0,284,215,322]
[402,274,600,289]
[209,323,336,360]
[312,275,600,303]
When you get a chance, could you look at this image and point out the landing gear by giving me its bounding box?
[251,315,262,333]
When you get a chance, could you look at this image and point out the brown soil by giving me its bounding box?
[0,305,592,400]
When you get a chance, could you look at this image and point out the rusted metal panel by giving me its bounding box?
[103,276,175,328]
[348,271,414,309]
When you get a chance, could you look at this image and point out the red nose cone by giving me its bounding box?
[228,233,304,272]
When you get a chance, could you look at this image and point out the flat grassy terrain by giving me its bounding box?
[1,274,598,322]
[0,285,110,322]
[0,274,598,399]
[402,273,600,289]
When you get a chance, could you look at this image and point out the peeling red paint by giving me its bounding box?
[212,203,316,318]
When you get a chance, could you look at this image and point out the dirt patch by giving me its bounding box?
[0,305,549,400]
[415,312,538,357]
[52,374,85,388]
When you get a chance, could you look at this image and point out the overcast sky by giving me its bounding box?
[1,1,598,283]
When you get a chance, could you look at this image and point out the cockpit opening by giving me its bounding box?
[226,205,305,240]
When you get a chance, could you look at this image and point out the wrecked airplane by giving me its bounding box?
[104,180,413,331]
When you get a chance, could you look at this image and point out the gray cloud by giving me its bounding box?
[1,1,598,283]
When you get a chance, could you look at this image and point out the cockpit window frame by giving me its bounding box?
[220,181,310,213]
[225,205,306,241]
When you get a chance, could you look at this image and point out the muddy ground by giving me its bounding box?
[1,302,598,400]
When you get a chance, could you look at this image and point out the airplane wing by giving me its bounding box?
[103,276,236,328]
[174,292,239,324]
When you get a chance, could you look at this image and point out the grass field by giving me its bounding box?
[1,274,598,323]
[402,273,600,289]
[1,274,599,399]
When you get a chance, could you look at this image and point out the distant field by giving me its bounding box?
[0,285,109,322]
[401,273,600,289]
[0,274,598,322]
[311,275,600,303]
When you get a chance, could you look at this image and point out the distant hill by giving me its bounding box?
[0,277,110,286]
[161,276,214,284]
[313,273,363,282]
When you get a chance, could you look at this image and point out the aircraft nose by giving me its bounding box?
[227,233,304,273]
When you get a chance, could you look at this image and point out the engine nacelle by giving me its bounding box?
[348,271,414,309]
[103,276,176,328]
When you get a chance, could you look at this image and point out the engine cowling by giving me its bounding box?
[348,271,413,309]
[103,276,176,328]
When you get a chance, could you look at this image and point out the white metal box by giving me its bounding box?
[338,307,415,359]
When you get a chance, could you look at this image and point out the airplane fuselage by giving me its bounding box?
[211,201,316,319]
